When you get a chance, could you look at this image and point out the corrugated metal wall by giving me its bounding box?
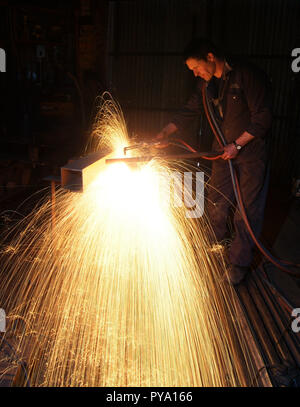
[107,0,300,183]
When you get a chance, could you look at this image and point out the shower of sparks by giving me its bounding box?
[0,94,256,386]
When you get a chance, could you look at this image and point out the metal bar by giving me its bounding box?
[105,151,223,164]
[255,270,300,366]
[245,276,284,366]
[249,273,297,364]
[61,151,111,192]
[233,290,273,387]
[235,284,275,386]
[236,281,281,368]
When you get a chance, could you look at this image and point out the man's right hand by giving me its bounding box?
[152,139,170,149]
[151,130,169,149]
[155,130,168,140]
[152,122,178,148]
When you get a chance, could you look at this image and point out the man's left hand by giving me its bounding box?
[221,143,239,160]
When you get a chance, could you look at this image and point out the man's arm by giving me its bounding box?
[242,65,272,140]
[222,66,272,160]
[155,80,203,142]
[156,122,178,140]
[221,131,255,160]
[235,131,255,147]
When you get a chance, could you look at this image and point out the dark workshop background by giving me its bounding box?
[0,0,299,208]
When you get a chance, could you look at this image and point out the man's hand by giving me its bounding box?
[152,122,178,148]
[221,143,239,160]
[221,132,255,159]
[155,130,168,140]
[152,131,170,148]
[153,140,170,149]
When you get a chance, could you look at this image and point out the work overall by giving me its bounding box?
[205,64,271,267]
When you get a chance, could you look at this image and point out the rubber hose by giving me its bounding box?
[201,81,300,277]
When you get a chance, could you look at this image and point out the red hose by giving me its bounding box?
[172,138,197,152]
[200,83,300,277]
[172,138,223,160]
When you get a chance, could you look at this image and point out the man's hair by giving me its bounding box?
[183,38,224,61]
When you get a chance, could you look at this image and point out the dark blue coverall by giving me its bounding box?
[172,60,272,267]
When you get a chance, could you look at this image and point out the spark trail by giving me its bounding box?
[0,95,255,386]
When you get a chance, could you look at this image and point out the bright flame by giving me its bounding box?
[0,94,256,387]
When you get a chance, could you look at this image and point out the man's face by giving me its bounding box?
[186,55,216,81]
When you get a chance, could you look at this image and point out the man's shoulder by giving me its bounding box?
[228,58,268,78]
[227,57,270,87]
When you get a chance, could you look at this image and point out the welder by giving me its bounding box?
[155,38,272,285]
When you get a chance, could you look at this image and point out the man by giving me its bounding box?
[155,38,272,285]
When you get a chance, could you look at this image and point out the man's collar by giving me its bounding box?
[222,60,233,79]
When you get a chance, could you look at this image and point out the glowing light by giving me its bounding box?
[0,94,256,387]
